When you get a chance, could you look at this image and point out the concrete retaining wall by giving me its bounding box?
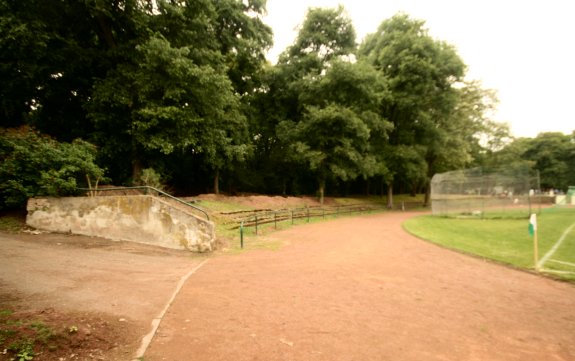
[26,196,215,252]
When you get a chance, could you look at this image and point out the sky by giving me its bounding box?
[263,0,575,138]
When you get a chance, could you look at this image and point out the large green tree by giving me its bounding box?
[88,35,245,182]
[267,7,390,203]
[359,14,475,206]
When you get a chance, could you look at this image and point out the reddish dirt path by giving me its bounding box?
[145,212,575,361]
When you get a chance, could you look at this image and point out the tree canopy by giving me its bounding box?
[490,132,575,191]
[1,3,570,208]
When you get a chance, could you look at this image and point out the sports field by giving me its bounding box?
[404,206,575,281]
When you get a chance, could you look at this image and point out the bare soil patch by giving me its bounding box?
[0,305,135,361]
[194,193,333,210]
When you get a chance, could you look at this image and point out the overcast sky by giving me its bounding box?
[263,0,574,138]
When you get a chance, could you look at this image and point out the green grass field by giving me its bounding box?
[403,206,575,281]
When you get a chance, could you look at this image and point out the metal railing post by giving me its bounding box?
[240,221,244,249]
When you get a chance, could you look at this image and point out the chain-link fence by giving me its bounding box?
[431,167,542,218]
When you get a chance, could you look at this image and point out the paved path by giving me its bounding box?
[0,232,206,359]
[145,212,575,361]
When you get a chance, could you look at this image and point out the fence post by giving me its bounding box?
[274,212,277,229]
[240,221,244,249]
[307,208,310,223]
[291,210,294,225]
[255,215,258,235]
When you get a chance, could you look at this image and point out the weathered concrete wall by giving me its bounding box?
[26,196,215,252]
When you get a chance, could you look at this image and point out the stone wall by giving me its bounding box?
[26,196,215,252]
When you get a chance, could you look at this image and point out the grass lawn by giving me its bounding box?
[403,206,575,281]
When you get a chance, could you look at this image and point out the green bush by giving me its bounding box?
[137,168,165,190]
[0,126,106,210]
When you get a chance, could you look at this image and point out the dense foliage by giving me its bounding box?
[0,127,105,209]
[1,1,572,208]
[486,132,575,191]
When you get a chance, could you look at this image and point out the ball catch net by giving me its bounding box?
[431,167,542,218]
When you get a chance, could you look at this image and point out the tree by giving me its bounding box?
[88,35,245,184]
[279,104,372,204]
[359,13,472,206]
[284,5,356,63]
[245,64,302,194]
[299,60,391,201]
[488,131,575,192]
[212,0,273,96]
[457,81,513,169]
[266,7,390,203]
[0,0,151,138]
[521,132,574,191]
[0,127,106,210]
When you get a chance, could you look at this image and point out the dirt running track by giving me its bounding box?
[145,212,575,361]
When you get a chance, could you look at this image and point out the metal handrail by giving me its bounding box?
[78,186,210,221]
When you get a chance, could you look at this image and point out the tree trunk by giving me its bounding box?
[424,181,431,208]
[132,158,142,185]
[214,169,220,195]
[95,14,117,49]
[318,179,325,205]
[410,183,417,197]
[387,183,394,209]
[130,109,141,184]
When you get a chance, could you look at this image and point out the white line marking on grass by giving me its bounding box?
[548,259,575,268]
[541,269,575,276]
[538,221,575,270]
[133,258,209,360]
